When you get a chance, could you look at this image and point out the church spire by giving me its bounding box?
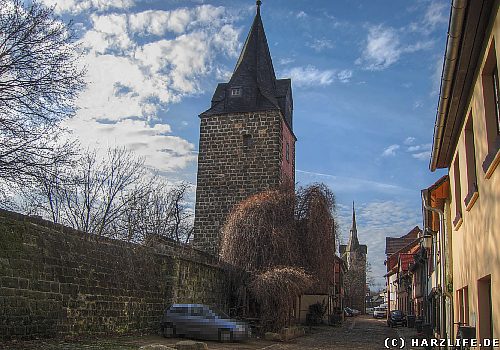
[351,201,357,234]
[347,201,359,251]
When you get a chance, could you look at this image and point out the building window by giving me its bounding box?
[493,66,500,134]
[286,142,290,162]
[464,115,479,211]
[243,134,253,148]
[231,87,242,97]
[480,39,500,177]
[452,156,462,229]
[456,286,469,325]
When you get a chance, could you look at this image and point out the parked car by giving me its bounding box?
[387,310,406,327]
[160,304,251,342]
[344,307,361,317]
[373,306,387,318]
[366,307,374,314]
[344,307,353,317]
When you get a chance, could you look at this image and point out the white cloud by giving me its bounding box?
[358,24,434,71]
[432,56,444,96]
[215,66,232,81]
[283,65,336,87]
[360,25,401,70]
[128,5,230,36]
[41,0,134,14]
[75,53,175,122]
[403,137,416,145]
[284,66,354,86]
[64,4,240,173]
[399,142,432,161]
[279,57,295,65]
[64,118,196,171]
[84,13,132,53]
[296,170,409,195]
[381,144,400,157]
[407,143,431,152]
[337,69,353,83]
[296,11,307,19]
[412,151,431,161]
[424,1,448,29]
[308,38,334,52]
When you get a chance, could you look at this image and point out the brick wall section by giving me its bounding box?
[0,210,227,340]
[281,119,296,185]
[193,111,288,255]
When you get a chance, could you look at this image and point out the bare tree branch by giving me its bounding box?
[0,0,85,186]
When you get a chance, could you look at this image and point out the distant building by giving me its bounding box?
[384,226,421,314]
[420,175,450,338]
[193,1,296,255]
[340,203,368,313]
[428,0,499,343]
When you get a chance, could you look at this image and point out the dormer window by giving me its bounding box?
[231,87,242,97]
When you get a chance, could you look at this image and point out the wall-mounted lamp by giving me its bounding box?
[421,231,433,250]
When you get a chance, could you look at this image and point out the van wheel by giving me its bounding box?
[219,329,232,343]
[162,324,176,338]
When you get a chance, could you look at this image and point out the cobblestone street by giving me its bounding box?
[267,316,400,350]
[1,316,426,350]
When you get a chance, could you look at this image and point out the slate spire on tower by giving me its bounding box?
[201,0,293,128]
[347,202,360,251]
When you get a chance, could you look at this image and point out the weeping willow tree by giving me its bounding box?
[220,183,338,331]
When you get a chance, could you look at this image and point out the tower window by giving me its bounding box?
[286,142,290,162]
[243,134,253,148]
[231,87,242,97]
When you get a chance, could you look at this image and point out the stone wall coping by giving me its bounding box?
[0,208,222,269]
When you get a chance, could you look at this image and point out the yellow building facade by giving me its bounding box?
[430,0,500,345]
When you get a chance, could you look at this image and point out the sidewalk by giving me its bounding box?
[396,326,426,350]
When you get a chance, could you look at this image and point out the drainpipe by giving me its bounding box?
[430,0,467,171]
[422,190,453,339]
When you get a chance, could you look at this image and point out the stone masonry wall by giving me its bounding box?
[193,111,285,255]
[0,210,227,340]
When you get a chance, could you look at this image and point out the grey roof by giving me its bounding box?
[200,4,293,129]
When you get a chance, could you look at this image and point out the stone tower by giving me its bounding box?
[193,1,296,255]
[340,202,368,312]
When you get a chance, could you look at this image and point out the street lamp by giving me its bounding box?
[420,229,434,325]
[422,231,433,250]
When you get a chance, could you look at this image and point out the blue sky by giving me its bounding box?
[43,0,449,288]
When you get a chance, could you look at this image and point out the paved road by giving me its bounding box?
[1,316,421,350]
[267,316,400,350]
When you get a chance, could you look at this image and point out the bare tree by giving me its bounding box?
[119,180,194,244]
[0,0,85,185]
[16,145,196,244]
[17,164,71,222]
[59,148,145,237]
